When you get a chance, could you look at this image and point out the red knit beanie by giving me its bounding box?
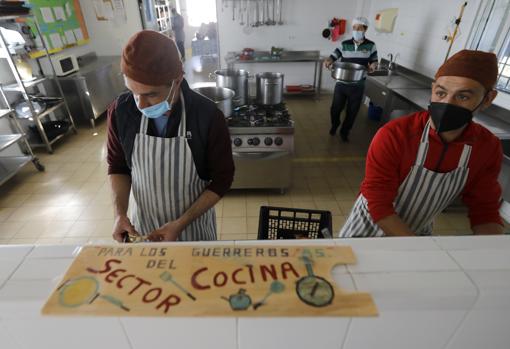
[121,30,183,86]
[435,50,499,91]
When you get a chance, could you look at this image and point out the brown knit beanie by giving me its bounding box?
[121,30,183,86]
[435,50,499,91]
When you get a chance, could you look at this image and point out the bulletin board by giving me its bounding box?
[42,244,378,317]
[26,0,89,58]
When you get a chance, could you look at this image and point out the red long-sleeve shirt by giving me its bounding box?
[361,111,503,227]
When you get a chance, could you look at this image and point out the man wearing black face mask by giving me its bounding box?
[340,50,504,237]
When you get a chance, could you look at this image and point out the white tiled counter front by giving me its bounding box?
[0,236,509,349]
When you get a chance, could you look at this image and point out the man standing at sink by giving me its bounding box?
[340,50,504,237]
[325,16,378,142]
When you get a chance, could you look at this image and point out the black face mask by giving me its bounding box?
[428,102,475,133]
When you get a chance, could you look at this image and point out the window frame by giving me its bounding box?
[469,0,510,99]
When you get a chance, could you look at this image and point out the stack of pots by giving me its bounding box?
[212,69,250,107]
[213,69,285,108]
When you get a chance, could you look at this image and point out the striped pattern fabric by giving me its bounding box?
[339,121,472,237]
[330,38,378,68]
[129,92,216,241]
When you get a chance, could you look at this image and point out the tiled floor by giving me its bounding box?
[0,91,480,245]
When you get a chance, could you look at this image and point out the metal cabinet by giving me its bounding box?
[365,78,422,122]
[365,78,390,109]
[58,55,126,128]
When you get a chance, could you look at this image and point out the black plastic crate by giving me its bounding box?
[258,206,333,240]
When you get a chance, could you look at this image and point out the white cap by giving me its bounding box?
[352,16,369,27]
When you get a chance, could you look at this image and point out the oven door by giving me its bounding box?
[231,150,291,190]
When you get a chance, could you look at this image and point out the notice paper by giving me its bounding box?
[113,0,127,24]
[49,33,63,49]
[64,30,76,45]
[40,7,55,23]
[53,6,66,21]
[93,0,114,21]
[65,1,73,17]
[73,28,84,42]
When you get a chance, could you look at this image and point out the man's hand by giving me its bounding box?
[368,62,377,73]
[324,57,334,69]
[112,215,139,242]
[147,220,185,242]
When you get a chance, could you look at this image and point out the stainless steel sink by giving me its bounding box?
[368,69,391,77]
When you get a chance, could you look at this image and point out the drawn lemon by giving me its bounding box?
[58,276,99,308]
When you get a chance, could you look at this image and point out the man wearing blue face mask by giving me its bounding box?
[325,16,378,142]
[107,30,234,242]
[339,50,504,237]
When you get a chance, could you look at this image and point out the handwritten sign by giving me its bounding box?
[42,245,378,317]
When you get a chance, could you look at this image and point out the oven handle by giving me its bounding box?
[232,151,290,160]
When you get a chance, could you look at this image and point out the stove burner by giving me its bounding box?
[229,103,292,128]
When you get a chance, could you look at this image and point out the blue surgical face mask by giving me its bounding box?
[353,30,365,41]
[135,81,177,119]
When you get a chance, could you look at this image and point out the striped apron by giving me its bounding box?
[129,93,216,241]
[340,121,472,237]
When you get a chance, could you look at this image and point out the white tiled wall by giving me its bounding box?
[216,0,365,90]
[365,0,482,78]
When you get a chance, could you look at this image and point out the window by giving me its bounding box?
[185,0,217,27]
[497,31,510,92]
[470,0,510,94]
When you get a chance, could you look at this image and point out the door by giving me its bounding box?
[138,0,158,31]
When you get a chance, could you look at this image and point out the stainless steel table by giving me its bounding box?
[228,50,324,99]
[58,55,126,128]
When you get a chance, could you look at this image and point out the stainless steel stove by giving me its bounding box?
[228,103,294,191]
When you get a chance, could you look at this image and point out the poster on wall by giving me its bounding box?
[42,244,378,317]
[26,0,89,58]
[93,0,127,24]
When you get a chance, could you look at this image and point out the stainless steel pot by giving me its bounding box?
[193,86,235,117]
[330,62,367,82]
[212,69,249,106]
[256,72,284,105]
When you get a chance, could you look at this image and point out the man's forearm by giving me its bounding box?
[376,214,415,236]
[109,174,132,217]
[472,223,504,235]
[176,190,221,230]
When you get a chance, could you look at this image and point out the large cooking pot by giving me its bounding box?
[212,69,249,106]
[256,72,284,105]
[330,62,367,82]
[193,86,235,117]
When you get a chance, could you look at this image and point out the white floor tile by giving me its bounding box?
[343,310,467,349]
[351,271,476,311]
[0,320,18,348]
[3,317,132,349]
[0,245,33,261]
[238,318,350,349]
[339,236,440,251]
[466,270,510,309]
[348,250,460,273]
[447,310,510,349]
[121,318,237,349]
[449,249,510,270]
[10,258,73,281]
[434,235,510,250]
[0,279,56,317]
[27,245,82,259]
